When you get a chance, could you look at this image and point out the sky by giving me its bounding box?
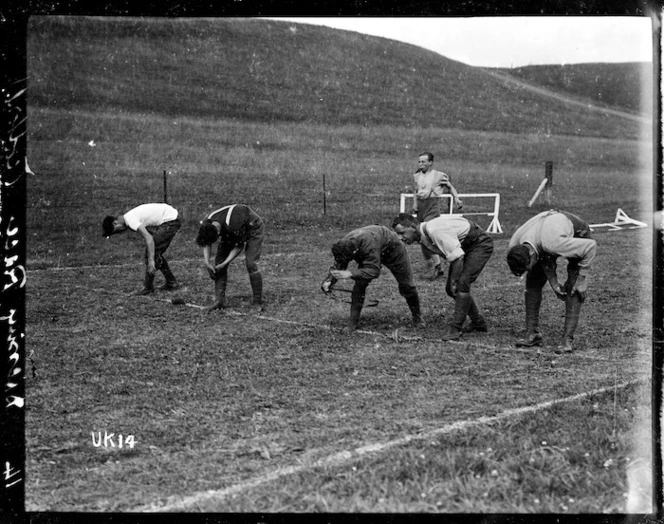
[268,17,655,68]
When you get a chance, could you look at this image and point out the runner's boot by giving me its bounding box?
[344,301,363,334]
[423,258,444,280]
[515,288,543,347]
[133,270,155,296]
[343,282,367,333]
[441,292,472,341]
[555,293,582,354]
[422,258,435,279]
[157,258,180,291]
[206,274,227,312]
[462,296,488,333]
[405,293,426,328]
[249,271,264,313]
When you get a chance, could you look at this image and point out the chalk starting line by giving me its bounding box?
[66,284,645,364]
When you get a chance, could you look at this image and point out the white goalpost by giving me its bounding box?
[399,193,503,234]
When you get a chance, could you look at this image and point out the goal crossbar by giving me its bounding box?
[400,193,503,234]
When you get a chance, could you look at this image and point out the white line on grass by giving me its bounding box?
[69,284,342,330]
[187,309,647,364]
[30,259,524,290]
[68,284,644,363]
[133,379,644,513]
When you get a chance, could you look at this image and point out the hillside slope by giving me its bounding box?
[493,62,652,116]
[26,16,646,139]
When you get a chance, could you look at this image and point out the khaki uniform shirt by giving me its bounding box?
[508,210,597,276]
[335,225,402,280]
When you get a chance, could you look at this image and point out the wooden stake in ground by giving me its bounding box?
[543,161,552,205]
[527,161,553,208]
[323,173,327,215]
[163,170,168,204]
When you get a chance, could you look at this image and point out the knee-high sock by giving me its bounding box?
[159,258,177,285]
[451,292,473,330]
[248,271,263,305]
[525,288,542,335]
[214,274,227,306]
[563,293,582,341]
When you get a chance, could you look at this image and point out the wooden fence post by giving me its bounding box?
[544,161,553,205]
[163,170,168,204]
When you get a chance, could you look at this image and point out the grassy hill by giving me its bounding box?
[493,62,653,116]
[26,16,646,140]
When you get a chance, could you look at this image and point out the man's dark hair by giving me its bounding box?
[506,245,531,276]
[195,221,218,246]
[331,238,359,266]
[419,152,434,162]
[102,215,116,238]
[391,213,419,230]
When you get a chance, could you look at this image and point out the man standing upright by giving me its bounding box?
[506,209,597,353]
[412,152,463,279]
[195,204,265,313]
[392,213,493,341]
[102,202,181,295]
[321,224,425,333]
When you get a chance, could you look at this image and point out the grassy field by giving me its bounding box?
[23,16,654,514]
